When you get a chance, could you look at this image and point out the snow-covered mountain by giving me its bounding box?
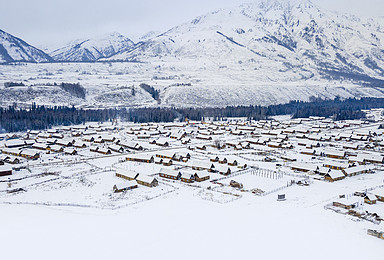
[50,32,135,62]
[0,29,53,63]
[107,0,384,86]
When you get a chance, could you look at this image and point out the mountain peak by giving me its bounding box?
[50,32,135,62]
[0,29,52,63]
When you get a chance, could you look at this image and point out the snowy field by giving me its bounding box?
[0,62,383,108]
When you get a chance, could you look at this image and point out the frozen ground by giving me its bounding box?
[1,183,383,260]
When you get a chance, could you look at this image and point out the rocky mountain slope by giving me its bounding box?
[0,29,53,63]
[108,0,384,86]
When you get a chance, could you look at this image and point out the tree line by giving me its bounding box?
[1,97,384,133]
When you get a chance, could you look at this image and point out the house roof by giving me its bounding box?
[326,170,345,179]
[116,168,139,179]
[114,180,137,190]
[136,174,157,184]
[159,168,180,177]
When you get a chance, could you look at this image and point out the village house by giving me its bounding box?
[196,144,207,150]
[343,165,371,177]
[136,175,158,187]
[323,161,349,170]
[56,139,74,147]
[113,181,138,193]
[189,160,215,171]
[324,170,345,182]
[194,171,210,182]
[159,168,181,180]
[126,154,154,163]
[324,150,346,160]
[32,143,50,151]
[19,150,40,160]
[155,138,170,147]
[4,139,28,148]
[214,164,232,175]
[97,148,112,155]
[108,144,124,153]
[0,165,12,177]
[49,145,64,153]
[290,163,318,173]
[332,197,362,209]
[64,148,77,155]
[73,141,87,148]
[120,141,143,151]
[180,171,195,183]
[116,168,139,181]
[364,193,377,204]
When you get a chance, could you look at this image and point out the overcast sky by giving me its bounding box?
[1,0,383,50]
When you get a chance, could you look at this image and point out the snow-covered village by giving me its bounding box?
[2,0,384,259]
[0,107,384,259]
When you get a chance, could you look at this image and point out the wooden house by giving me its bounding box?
[49,145,64,153]
[94,137,104,144]
[194,171,210,182]
[268,142,282,148]
[364,193,377,204]
[90,146,99,153]
[159,168,181,180]
[215,164,232,175]
[116,168,139,181]
[73,141,87,148]
[3,156,20,164]
[372,189,384,202]
[56,139,74,147]
[162,159,173,166]
[52,133,64,139]
[19,150,40,160]
[180,171,195,183]
[126,154,154,163]
[102,135,115,142]
[0,165,12,177]
[227,158,238,166]
[136,175,158,187]
[290,163,318,173]
[218,157,228,164]
[32,143,50,151]
[155,138,169,147]
[156,151,176,160]
[4,139,27,148]
[108,144,124,153]
[189,160,215,171]
[332,198,361,209]
[154,157,163,164]
[196,144,207,150]
[64,148,77,155]
[83,136,95,142]
[210,156,219,162]
[323,161,349,170]
[120,141,143,151]
[324,170,345,182]
[343,165,370,177]
[324,150,346,159]
[113,181,138,193]
[97,148,112,155]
